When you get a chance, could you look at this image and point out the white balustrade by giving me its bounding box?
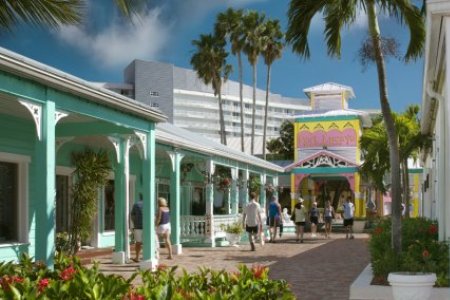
[180,214,240,242]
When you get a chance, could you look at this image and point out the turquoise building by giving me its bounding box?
[0,48,282,269]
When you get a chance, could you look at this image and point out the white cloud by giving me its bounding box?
[56,8,171,69]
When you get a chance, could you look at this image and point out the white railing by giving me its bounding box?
[180,215,208,238]
[180,214,240,242]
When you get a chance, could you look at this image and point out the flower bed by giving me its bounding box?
[369,217,449,287]
[0,253,295,299]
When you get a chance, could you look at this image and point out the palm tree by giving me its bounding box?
[0,0,84,30]
[215,8,246,152]
[243,11,266,155]
[286,0,424,253]
[360,107,428,218]
[191,34,232,145]
[261,19,283,159]
[360,116,390,193]
[396,105,428,218]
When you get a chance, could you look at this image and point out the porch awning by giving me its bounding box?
[156,122,284,173]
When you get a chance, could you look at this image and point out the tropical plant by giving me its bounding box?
[215,8,246,152]
[266,120,294,159]
[261,19,284,159]
[0,254,295,299]
[360,106,430,217]
[249,174,262,194]
[69,149,110,254]
[191,33,232,145]
[286,0,425,253]
[360,115,390,193]
[220,221,244,234]
[243,11,266,155]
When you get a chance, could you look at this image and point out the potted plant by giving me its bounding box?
[352,217,366,233]
[370,218,449,300]
[221,222,244,246]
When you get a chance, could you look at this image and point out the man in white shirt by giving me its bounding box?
[343,196,355,239]
[242,192,262,251]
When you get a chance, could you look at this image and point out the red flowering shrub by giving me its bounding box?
[1,254,295,299]
[370,218,449,287]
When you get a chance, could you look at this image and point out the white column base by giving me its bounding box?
[173,243,182,255]
[112,251,126,265]
[139,259,159,271]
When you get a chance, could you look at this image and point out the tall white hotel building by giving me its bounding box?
[102,60,310,155]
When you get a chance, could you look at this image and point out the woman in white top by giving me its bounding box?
[292,198,307,243]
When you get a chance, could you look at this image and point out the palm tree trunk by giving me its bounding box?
[251,62,257,155]
[402,158,410,218]
[263,64,271,159]
[238,52,245,152]
[217,80,227,145]
[366,0,402,253]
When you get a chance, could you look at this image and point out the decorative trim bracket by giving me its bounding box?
[19,100,41,140]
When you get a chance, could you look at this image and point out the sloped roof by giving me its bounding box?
[0,47,167,123]
[303,82,355,99]
[156,122,284,173]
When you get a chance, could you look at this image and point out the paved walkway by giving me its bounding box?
[92,233,370,299]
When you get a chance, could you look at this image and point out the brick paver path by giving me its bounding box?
[93,233,370,299]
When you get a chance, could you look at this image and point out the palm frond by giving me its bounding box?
[286,0,328,58]
[0,0,84,30]
[378,0,425,61]
[323,0,357,58]
[114,0,147,17]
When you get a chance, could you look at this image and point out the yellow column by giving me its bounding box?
[354,172,365,217]
[290,173,296,212]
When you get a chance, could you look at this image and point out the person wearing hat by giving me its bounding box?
[155,197,173,259]
[291,197,307,243]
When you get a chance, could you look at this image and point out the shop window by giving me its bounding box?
[55,175,71,233]
[0,162,18,243]
[0,152,28,245]
[104,180,115,231]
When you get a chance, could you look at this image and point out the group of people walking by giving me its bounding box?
[242,194,356,250]
[130,192,356,258]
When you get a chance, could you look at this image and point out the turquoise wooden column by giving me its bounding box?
[243,169,250,205]
[230,167,239,214]
[34,101,56,268]
[142,128,157,269]
[111,136,130,264]
[272,176,279,199]
[259,173,267,209]
[205,160,215,247]
[167,150,183,255]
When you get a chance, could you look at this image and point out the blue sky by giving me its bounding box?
[0,0,423,112]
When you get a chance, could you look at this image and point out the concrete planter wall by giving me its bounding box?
[350,264,449,300]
